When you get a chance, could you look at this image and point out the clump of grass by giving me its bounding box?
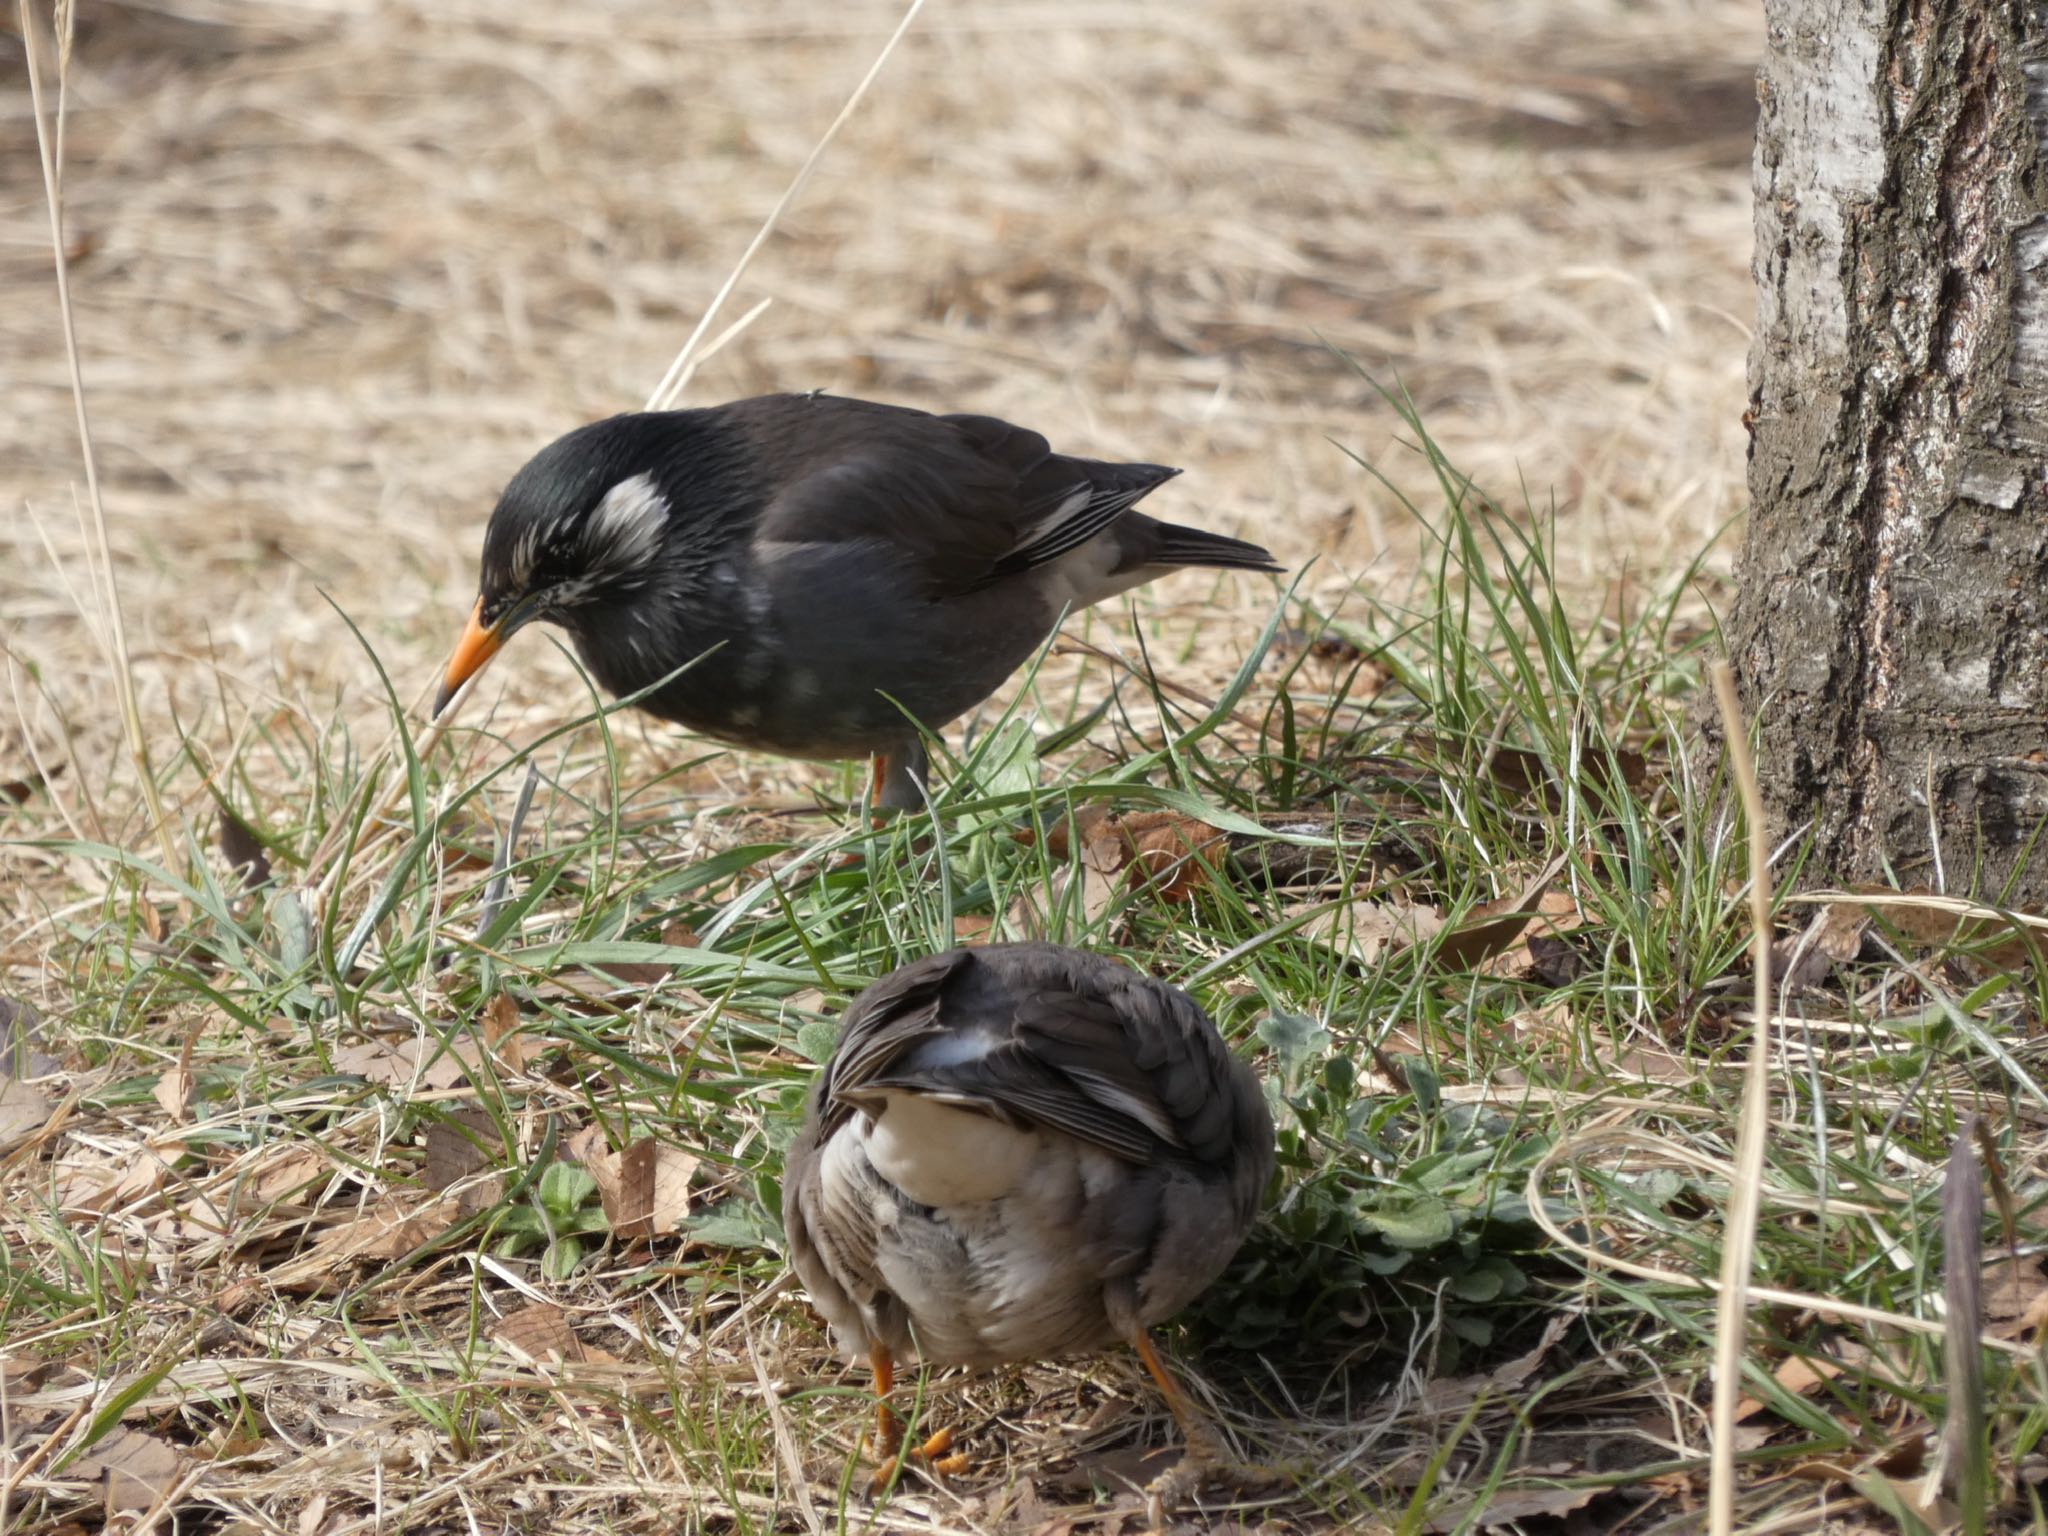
[6,389,2046,1534]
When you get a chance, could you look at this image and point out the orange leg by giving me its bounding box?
[865,1342,968,1492]
[1133,1330,1228,1463]
[1131,1330,1282,1520]
[867,753,893,830]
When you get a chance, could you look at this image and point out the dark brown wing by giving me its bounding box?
[822,942,1256,1171]
[727,395,1178,599]
[812,948,973,1143]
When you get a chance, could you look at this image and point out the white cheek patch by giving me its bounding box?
[586,472,670,572]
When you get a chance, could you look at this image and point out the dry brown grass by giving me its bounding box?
[3,0,1758,805]
[0,2,1773,1532]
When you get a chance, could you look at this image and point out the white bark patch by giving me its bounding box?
[1996,61,2048,451]
[1752,3,1884,374]
[1958,463,2025,508]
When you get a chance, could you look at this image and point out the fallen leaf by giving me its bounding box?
[1820,887,2046,970]
[604,1136,698,1238]
[1111,810,1225,901]
[423,1108,498,1194]
[239,1144,332,1208]
[1735,1350,1846,1421]
[1523,932,1585,986]
[333,1032,480,1091]
[562,1121,610,1168]
[952,914,994,942]
[0,995,60,1079]
[53,1139,178,1215]
[1045,805,1226,923]
[0,1075,52,1146]
[493,1301,585,1363]
[480,990,541,1073]
[1422,1482,1598,1532]
[216,804,272,889]
[650,1142,698,1233]
[1271,624,1374,669]
[1420,1310,1577,1415]
[69,1426,183,1511]
[1436,853,1571,971]
[1303,898,1445,966]
[271,1190,464,1287]
[598,920,702,984]
[0,767,54,806]
[1774,901,1871,990]
[1982,1253,2048,1341]
[1598,1036,1695,1084]
[153,1066,193,1124]
[1479,742,1652,804]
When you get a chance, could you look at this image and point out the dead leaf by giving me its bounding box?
[1112,810,1225,900]
[1271,624,1375,670]
[562,1121,610,1169]
[1982,1253,2048,1341]
[53,1139,178,1215]
[1598,1036,1695,1084]
[493,1301,585,1363]
[1303,898,1445,966]
[1775,901,1871,991]
[0,766,56,806]
[952,914,994,942]
[1422,1482,1599,1532]
[0,1074,52,1147]
[604,1136,698,1238]
[240,1144,331,1208]
[1479,742,1652,803]
[69,1426,183,1511]
[1524,932,1585,986]
[598,919,702,984]
[333,1032,480,1091]
[216,803,271,889]
[151,1066,193,1123]
[0,995,60,1079]
[1735,1350,1846,1421]
[1046,805,1227,923]
[650,1142,697,1233]
[480,990,541,1073]
[1435,853,1571,971]
[423,1108,498,1194]
[1420,1309,1577,1415]
[271,1190,464,1287]
[1828,886,2046,970]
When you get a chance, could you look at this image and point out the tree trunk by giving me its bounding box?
[1732,0,2048,902]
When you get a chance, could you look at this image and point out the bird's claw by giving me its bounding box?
[1141,1438,1287,1528]
[865,1422,968,1495]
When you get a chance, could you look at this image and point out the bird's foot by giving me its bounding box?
[1140,1427,1287,1528]
[865,1422,969,1494]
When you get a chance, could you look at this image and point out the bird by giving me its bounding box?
[781,942,1274,1504]
[432,393,1282,808]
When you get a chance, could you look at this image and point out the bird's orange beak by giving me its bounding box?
[433,598,504,717]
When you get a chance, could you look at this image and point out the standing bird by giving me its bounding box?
[433,394,1281,807]
[782,943,1274,1504]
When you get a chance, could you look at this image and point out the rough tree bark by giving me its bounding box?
[1732,0,2048,901]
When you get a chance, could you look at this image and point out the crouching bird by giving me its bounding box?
[433,393,1281,809]
[782,943,1274,1507]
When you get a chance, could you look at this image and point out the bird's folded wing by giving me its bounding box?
[857,988,1200,1167]
[754,412,1137,598]
[818,950,972,1136]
